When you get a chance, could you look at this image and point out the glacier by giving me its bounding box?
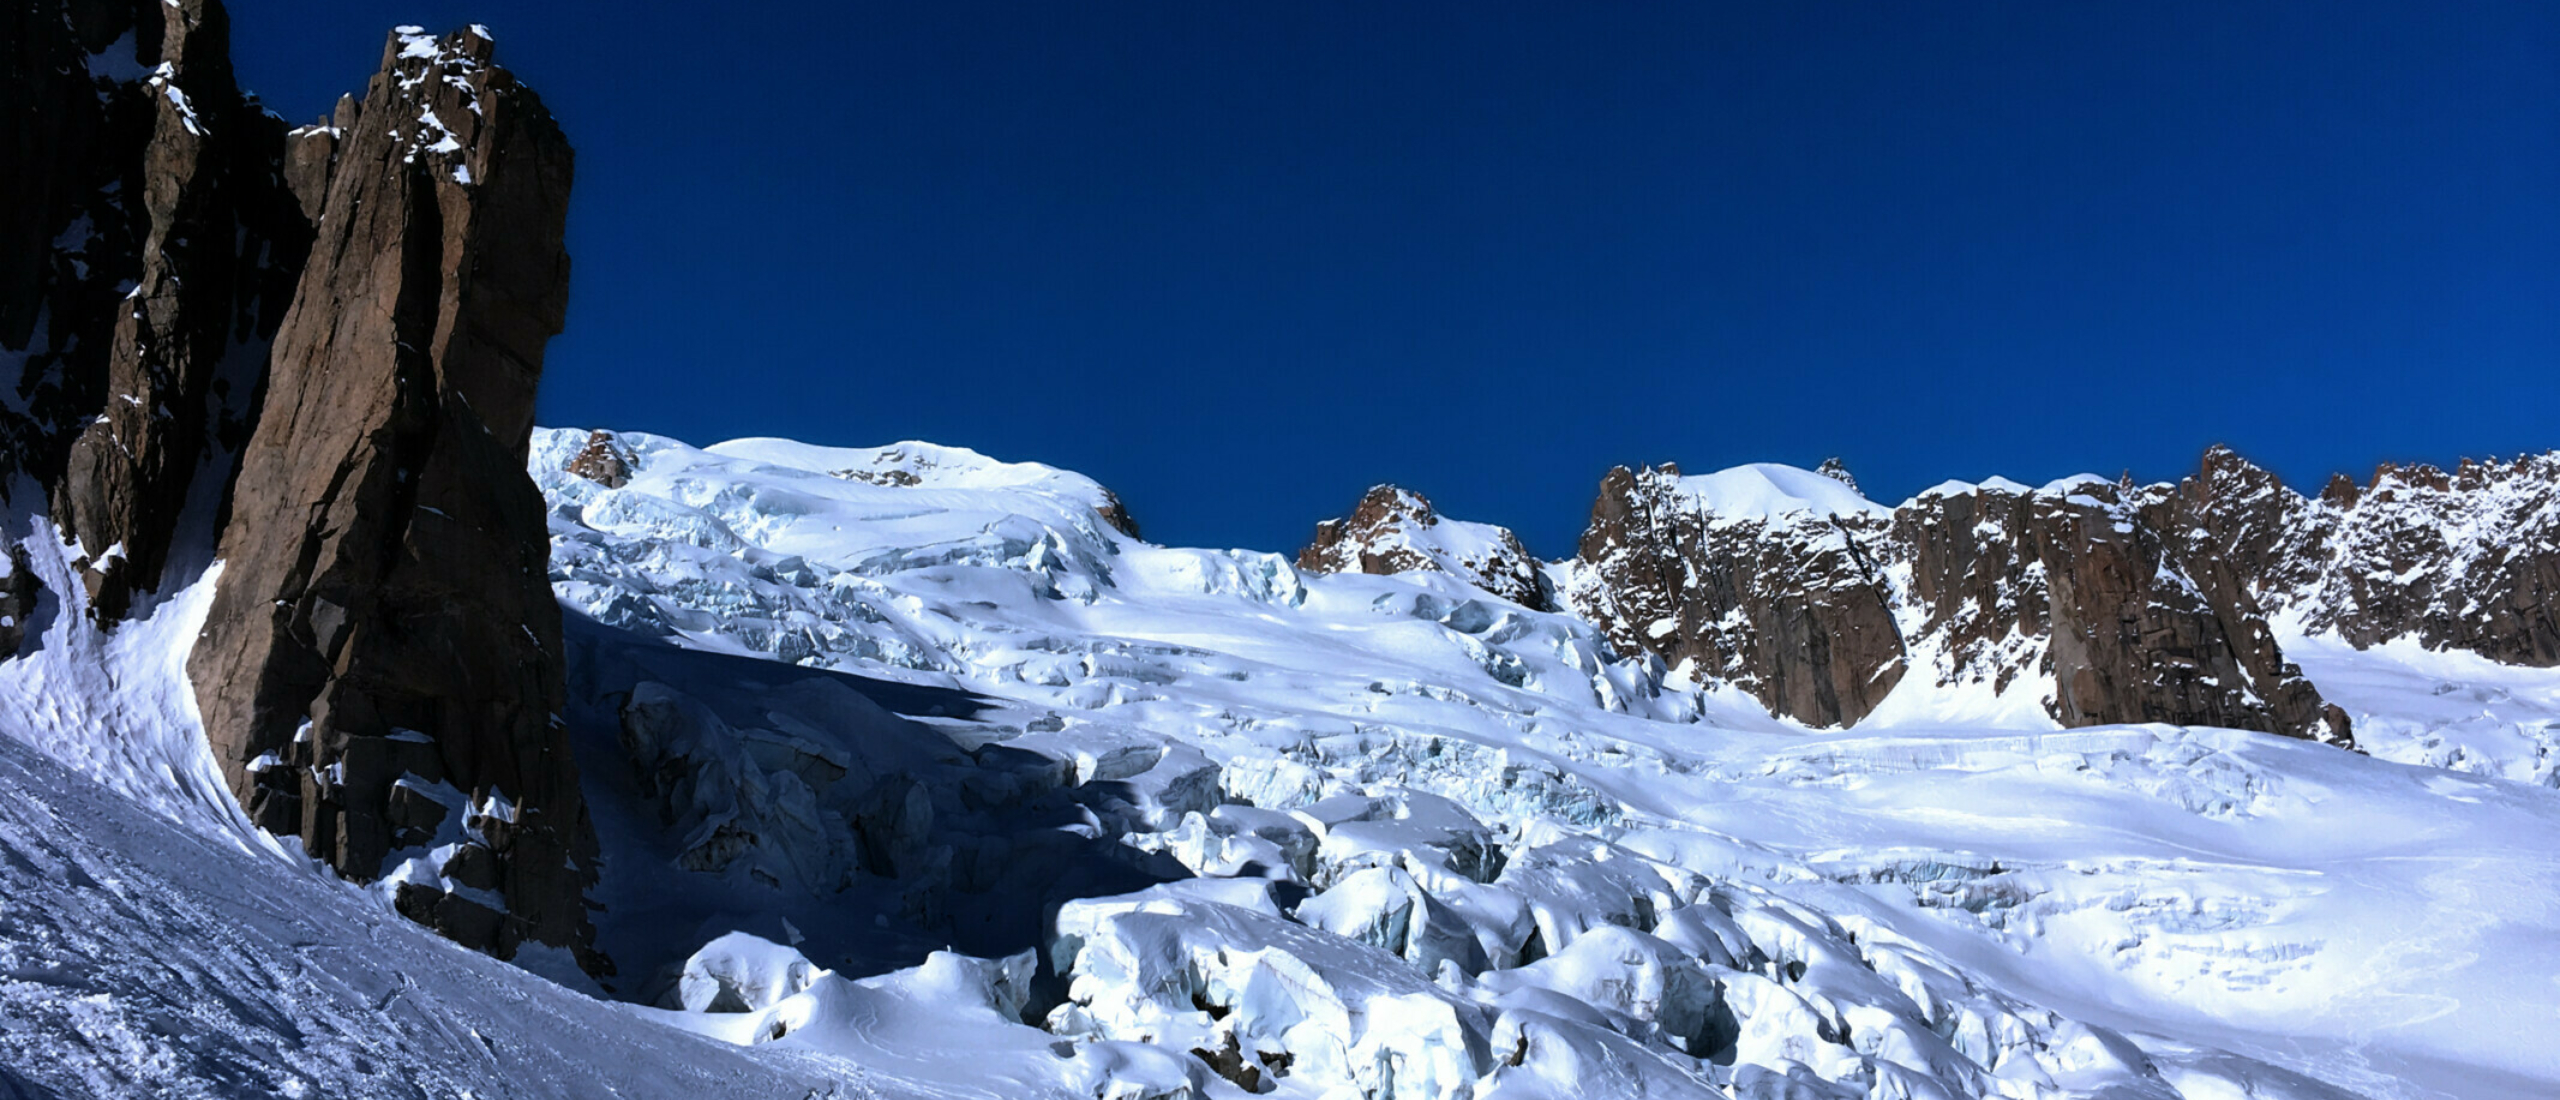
[2,425,2557,1099]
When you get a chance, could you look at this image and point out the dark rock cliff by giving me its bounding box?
[1567,465,1905,729]
[1553,463,2347,742]
[2182,446,2560,668]
[186,25,596,969]
[4,0,311,619]
[6,5,600,970]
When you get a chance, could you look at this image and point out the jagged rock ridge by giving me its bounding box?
[1561,460,2348,741]
[6,4,599,970]
[1297,484,1550,610]
[2186,446,2560,666]
[1292,459,2357,742]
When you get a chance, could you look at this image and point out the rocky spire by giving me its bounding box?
[565,428,635,488]
[185,25,600,970]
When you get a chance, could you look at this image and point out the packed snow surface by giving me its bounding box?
[1670,463,1893,520]
[6,428,2560,1099]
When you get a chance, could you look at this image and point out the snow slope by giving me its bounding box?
[1670,463,1894,521]
[527,427,2560,1100]
[5,426,2557,1099]
[0,518,841,1098]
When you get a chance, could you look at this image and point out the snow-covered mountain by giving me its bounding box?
[1299,484,1553,610]
[519,426,2560,1100]
[12,4,2560,1099]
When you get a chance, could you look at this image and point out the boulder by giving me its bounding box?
[670,932,825,1013]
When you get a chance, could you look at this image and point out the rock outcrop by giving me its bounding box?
[185,25,596,968]
[4,0,313,619]
[5,3,601,971]
[0,545,37,657]
[1565,464,1905,728]
[1096,487,1143,540]
[1301,445,2556,744]
[564,427,633,488]
[1298,485,1550,610]
[1559,462,2347,742]
[2181,446,2560,667]
[1887,476,2340,740]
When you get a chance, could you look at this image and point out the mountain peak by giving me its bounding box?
[1298,484,1547,609]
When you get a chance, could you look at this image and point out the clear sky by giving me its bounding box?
[231,2,2560,558]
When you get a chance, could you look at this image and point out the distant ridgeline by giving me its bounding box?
[2,1,600,972]
[1298,449,2560,747]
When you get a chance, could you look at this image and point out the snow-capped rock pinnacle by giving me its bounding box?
[1567,463,1907,727]
[1297,484,1550,609]
[566,428,635,488]
[6,3,598,968]
[186,21,595,969]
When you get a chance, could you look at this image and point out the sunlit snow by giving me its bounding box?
[3,428,2557,1099]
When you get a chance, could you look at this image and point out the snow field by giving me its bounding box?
[536,429,2560,1099]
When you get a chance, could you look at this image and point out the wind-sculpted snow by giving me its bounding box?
[523,427,2560,1100]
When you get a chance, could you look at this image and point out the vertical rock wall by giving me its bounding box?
[4,0,310,618]
[5,3,601,971]
[187,26,596,967]
[1559,463,2347,742]
[1568,464,1908,729]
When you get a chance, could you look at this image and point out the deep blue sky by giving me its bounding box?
[232,2,2560,557]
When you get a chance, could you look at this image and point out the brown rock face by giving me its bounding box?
[1562,464,2345,742]
[2182,447,2560,668]
[1095,487,1143,540]
[1882,477,2342,742]
[8,8,597,966]
[0,544,38,657]
[4,0,313,618]
[564,428,634,488]
[186,26,599,968]
[2174,446,2332,614]
[1566,465,1905,728]
[4,0,145,487]
[1298,485,1550,610]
